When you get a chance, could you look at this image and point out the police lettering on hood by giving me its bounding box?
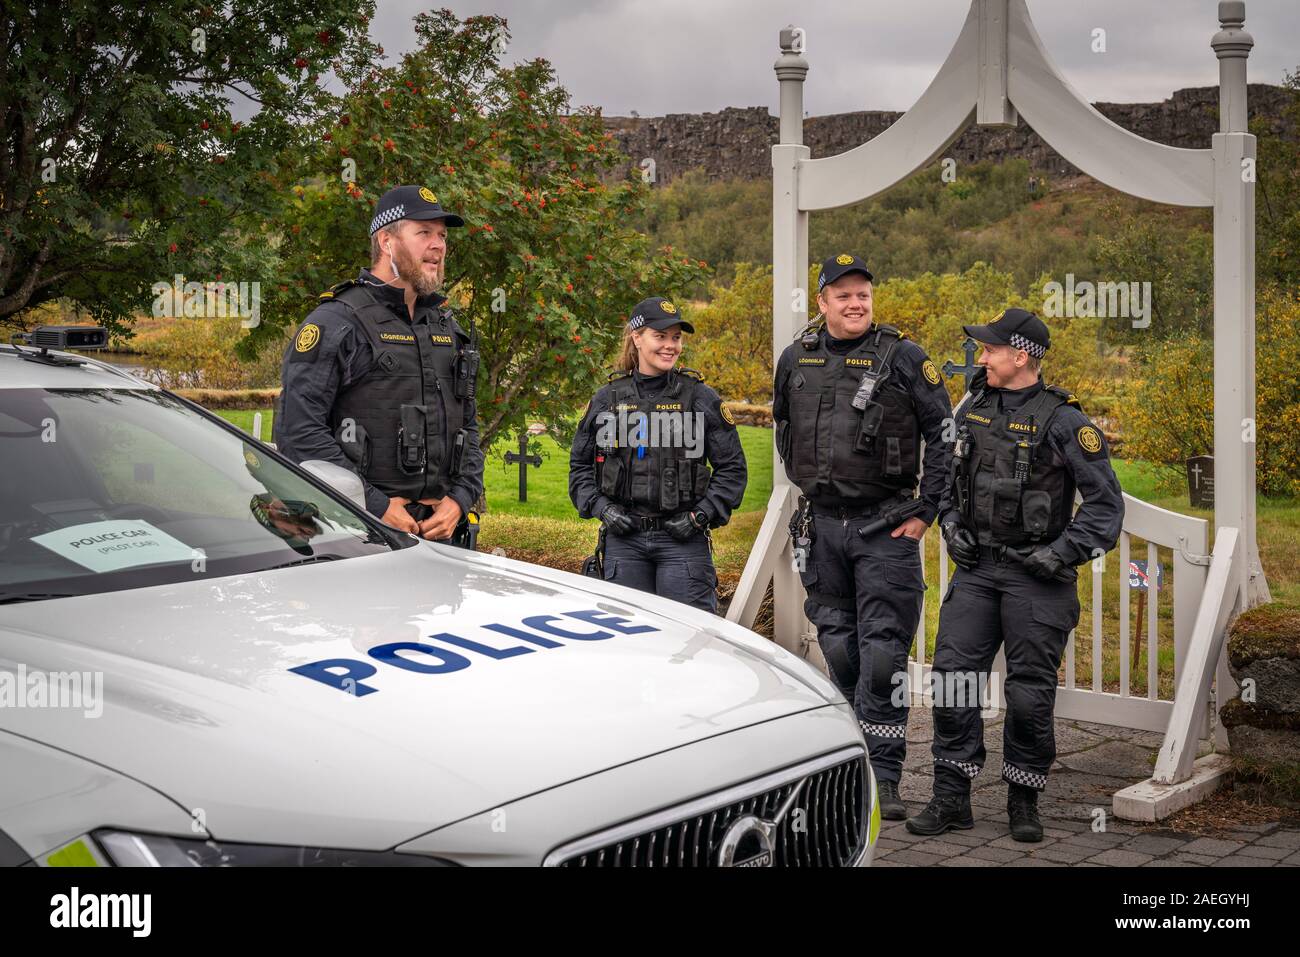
[772,254,955,821]
[273,185,485,543]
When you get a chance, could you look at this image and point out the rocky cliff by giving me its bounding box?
[603,84,1292,184]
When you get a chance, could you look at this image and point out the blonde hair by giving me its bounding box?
[615,327,639,373]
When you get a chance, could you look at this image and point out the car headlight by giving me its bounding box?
[89,830,455,867]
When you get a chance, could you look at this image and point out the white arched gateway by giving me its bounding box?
[727,0,1268,820]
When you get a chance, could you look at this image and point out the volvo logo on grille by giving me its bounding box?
[715,778,806,867]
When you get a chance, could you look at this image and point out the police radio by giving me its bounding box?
[1013,415,1035,484]
[455,326,479,402]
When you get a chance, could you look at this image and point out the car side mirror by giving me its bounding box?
[299,460,367,512]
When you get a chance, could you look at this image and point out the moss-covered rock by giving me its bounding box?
[1228,602,1300,670]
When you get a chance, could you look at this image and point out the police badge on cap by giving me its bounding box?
[370,185,466,235]
[627,297,695,334]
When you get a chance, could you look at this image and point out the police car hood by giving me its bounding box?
[0,545,838,849]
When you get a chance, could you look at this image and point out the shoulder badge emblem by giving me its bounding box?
[922,359,941,385]
[721,405,736,426]
[1077,425,1103,454]
[295,323,321,353]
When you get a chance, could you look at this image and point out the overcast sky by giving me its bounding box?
[364,0,1297,116]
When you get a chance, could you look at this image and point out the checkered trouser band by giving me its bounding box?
[1009,332,1046,359]
[860,721,906,739]
[370,203,407,235]
[1002,763,1047,790]
[936,757,981,779]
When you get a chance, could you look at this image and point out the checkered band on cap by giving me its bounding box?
[369,203,407,235]
[1009,332,1046,359]
[1001,763,1047,790]
[860,720,906,739]
[628,314,646,330]
[937,757,982,779]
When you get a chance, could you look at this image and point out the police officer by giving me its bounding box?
[569,297,747,613]
[274,185,484,544]
[773,254,954,821]
[908,307,1123,842]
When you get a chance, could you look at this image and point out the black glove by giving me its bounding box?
[1021,545,1067,581]
[664,509,707,542]
[941,521,980,571]
[600,503,637,536]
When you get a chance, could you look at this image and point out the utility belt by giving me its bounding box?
[404,500,480,550]
[808,490,913,522]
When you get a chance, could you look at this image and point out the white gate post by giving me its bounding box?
[770,28,814,657]
[1211,2,1269,611]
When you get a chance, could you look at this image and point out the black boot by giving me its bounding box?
[905,792,974,835]
[1007,783,1043,842]
[877,779,907,821]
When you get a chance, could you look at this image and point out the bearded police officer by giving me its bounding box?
[569,297,747,613]
[275,185,484,545]
[908,307,1123,842]
[773,254,954,820]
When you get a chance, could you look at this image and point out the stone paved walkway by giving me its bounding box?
[875,709,1300,867]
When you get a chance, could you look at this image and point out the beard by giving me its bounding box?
[393,242,442,296]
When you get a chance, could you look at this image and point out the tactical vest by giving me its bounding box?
[594,369,712,515]
[785,324,920,501]
[324,281,476,501]
[952,375,1076,547]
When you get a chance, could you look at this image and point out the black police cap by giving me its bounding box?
[817,253,874,291]
[370,185,465,235]
[627,297,695,334]
[963,307,1051,358]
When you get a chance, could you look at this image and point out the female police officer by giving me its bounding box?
[569,297,747,612]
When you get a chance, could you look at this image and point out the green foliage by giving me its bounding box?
[268,11,706,449]
[1119,284,1300,496]
[687,263,774,403]
[1,0,377,331]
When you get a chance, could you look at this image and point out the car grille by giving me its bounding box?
[546,748,867,867]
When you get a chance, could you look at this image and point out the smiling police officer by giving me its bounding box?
[274,185,484,545]
[773,254,954,821]
[569,297,747,613]
[908,307,1123,842]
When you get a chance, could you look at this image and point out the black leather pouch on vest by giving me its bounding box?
[884,436,902,475]
[450,428,467,477]
[660,461,679,511]
[993,477,1021,525]
[1020,489,1052,538]
[336,421,370,471]
[398,404,427,474]
[598,454,623,497]
[693,461,711,499]
[855,401,884,451]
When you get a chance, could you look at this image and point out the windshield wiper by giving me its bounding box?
[0,592,76,605]
[263,555,342,570]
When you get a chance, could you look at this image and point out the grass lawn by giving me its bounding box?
[217,406,1297,695]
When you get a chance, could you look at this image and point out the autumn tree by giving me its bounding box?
[0,0,378,330]
[267,11,706,450]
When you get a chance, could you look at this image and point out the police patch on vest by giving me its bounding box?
[380,332,415,343]
[295,324,321,352]
[1077,425,1103,454]
[797,356,826,366]
[721,405,736,426]
[430,334,454,346]
[922,359,941,385]
[655,402,683,411]
[845,357,874,368]
[965,412,992,426]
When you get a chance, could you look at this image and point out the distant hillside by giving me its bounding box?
[604,84,1293,184]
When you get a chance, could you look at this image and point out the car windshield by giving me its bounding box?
[0,388,404,602]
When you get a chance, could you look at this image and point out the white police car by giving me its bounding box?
[0,338,877,867]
